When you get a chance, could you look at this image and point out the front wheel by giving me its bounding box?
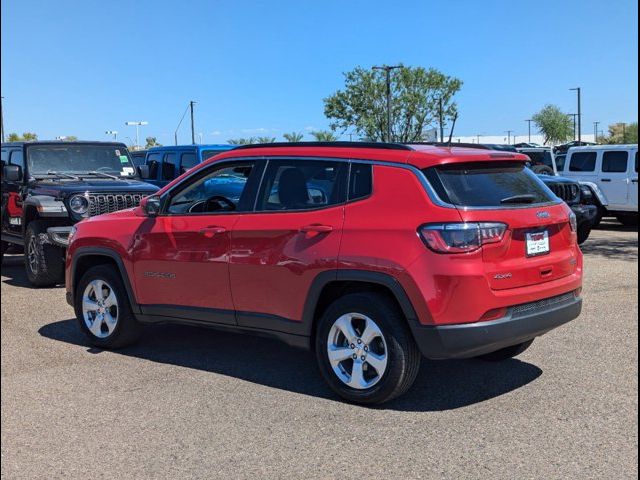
[75,265,142,349]
[24,220,65,287]
[577,222,591,245]
[476,339,534,362]
[315,293,421,405]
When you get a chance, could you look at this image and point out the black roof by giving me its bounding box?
[231,141,414,151]
[1,140,128,148]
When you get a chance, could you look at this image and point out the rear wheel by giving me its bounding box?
[75,265,142,349]
[477,339,534,362]
[24,220,65,287]
[315,293,421,405]
[592,207,606,228]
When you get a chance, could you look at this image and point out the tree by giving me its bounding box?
[255,136,276,144]
[227,137,256,145]
[532,105,574,145]
[7,132,38,141]
[145,136,162,148]
[283,132,304,142]
[323,65,462,142]
[604,122,638,144]
[311,130,338,142]
[65,136,78,141]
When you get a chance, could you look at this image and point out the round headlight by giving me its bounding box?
[69,195,89,215]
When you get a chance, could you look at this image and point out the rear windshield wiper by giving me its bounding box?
[86,170,119,180]
[46,171,80,180]
[500,194,536,204]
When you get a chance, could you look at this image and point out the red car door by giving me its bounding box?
[229,158,348,328]
[131,160,259,325]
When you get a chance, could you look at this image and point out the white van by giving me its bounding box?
[561,144,638,226]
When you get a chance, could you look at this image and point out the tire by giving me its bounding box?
[315,293,421,405]
[24,220,65,287]
[532,165,554,175]
[477,339,534,362]
[577,222,591,245]
[616,214,638,227]
[592,207,606,228]
[75,264,142,349]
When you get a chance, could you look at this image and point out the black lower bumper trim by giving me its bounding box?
[411,296,582,360]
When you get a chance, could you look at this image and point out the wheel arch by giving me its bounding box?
[302,270,421,347]
[71,248,140,314]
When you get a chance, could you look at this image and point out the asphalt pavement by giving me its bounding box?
[1,221,638,479]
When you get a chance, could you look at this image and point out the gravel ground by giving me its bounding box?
[1,221,637,479]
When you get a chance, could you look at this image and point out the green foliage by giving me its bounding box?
[65,136,78,141]
[227,137,257,145]
[7,132,38,141]
[604,122,638,144]
[323,65,462,142]
[255,136,276,144]
[532,105,574,145]
[311,130,338,142]
[283,132,305,142]
[145,136,162,148]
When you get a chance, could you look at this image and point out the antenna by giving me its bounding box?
[447,113,459,147]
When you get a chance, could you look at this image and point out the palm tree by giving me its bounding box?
[283,132,304,142]
[311,130,338,142]
[227,138,256,145]
[255,136,276,144]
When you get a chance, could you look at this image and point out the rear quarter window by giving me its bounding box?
[602,151,629,173]
[423,162,556,207]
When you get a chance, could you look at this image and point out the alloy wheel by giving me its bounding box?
[82,279,119,338]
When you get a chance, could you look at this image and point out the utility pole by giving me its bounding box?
[570,87,582,142]
[105,130,118,140]
[190,101,196,145]
[476,134,481,144]
[622,123,627,143]
[372,65,402,142]
[1,96,5,142]
[438,97,445,142]
[505,130,514,144]
[525,119,533,143]
[568,114,578,140]
[593,121,600,143]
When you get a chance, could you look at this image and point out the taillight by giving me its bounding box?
[418,222,507,254]
[569,211,577,232]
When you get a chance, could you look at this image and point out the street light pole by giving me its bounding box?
[593,121,599,143]
[1,96,5,143]
[570,87,581,142]
[372,65,402,142]
[568,114,578,140]
[505,130,514,144]
[439,97,445,142]
[525,119,533,143]
[105,130,118,140]
[125,121,148,149]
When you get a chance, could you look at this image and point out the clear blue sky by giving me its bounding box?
[1,0,638,144]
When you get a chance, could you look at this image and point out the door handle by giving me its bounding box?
[600,178,612,182]
[199,226,227,238]
[632,179,638,184]
[299,224,333,233]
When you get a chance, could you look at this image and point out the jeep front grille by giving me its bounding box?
[87,193,146,217]
[547,183,580,203]
[512,292,577,317]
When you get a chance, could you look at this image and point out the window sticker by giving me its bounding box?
[119,155,129,164]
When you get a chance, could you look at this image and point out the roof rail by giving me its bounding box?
[412,142,491,150]
[231,141,414,151]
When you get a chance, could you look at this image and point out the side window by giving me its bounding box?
[569,152,597,172]
[602,151,629,173]
[9,150,24,169]
[1,149,8,167]
[166,162,255,215]
[255,159,347,211]
[180,153,198,175]
[349,163,373,200]
[162,152,178,180]
[202,150,225,161]
[555,154,567,172]
[635,152,638,173]
[147,153,162,179]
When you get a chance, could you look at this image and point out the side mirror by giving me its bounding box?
[3,165,23,182]
[141,195,161,217]
[138,165,150,179]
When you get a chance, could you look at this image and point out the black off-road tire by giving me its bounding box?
[24,220,65,287]
[616,214,638,227]
[477,339,534,362]
[75,265,142,349]
[577,222,591,245]
[315,293,421,405]
[1,241,7,265]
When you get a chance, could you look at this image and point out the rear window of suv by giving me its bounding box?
[423,162,556,207]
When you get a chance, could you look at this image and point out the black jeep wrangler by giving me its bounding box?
[1,141,158,286]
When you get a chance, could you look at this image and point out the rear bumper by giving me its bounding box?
[411,293,582,359]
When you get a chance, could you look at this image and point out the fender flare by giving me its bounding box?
[578,181,609,207]
[71,247,140,314]
[300,269,420,337]
[22,195,68,218]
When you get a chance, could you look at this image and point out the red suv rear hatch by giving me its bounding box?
[423,161,579,291]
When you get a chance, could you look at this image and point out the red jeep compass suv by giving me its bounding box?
[65,142,583,404]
